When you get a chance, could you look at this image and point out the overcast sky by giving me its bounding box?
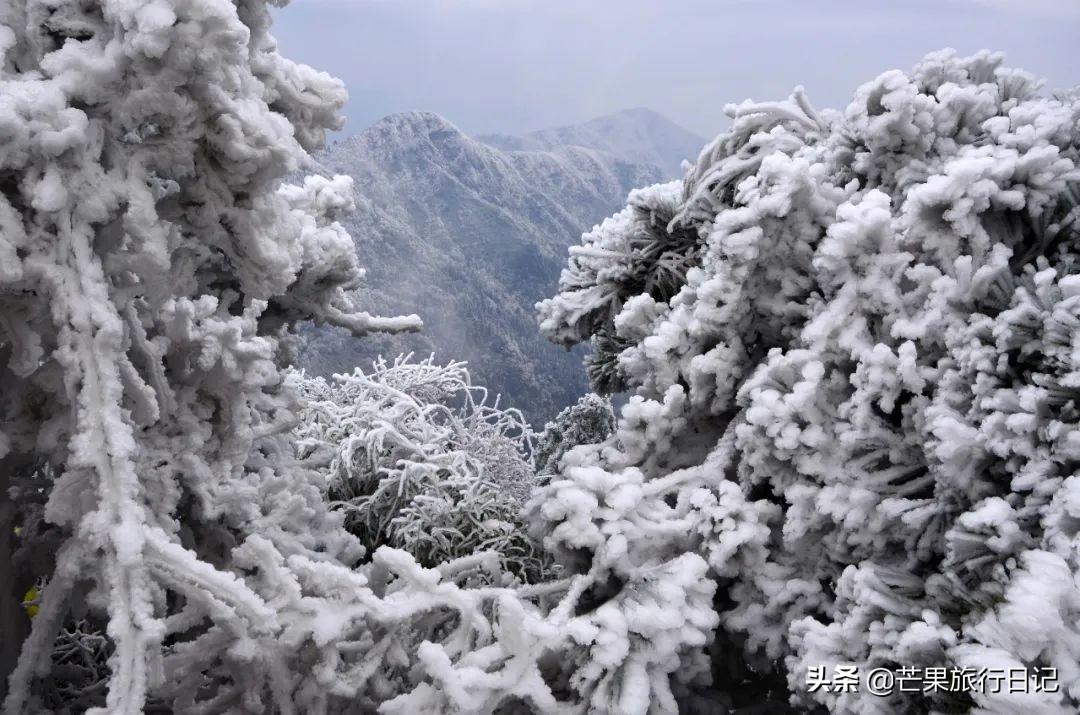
[270,0,1079,141]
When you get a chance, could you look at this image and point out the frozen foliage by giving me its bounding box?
[6,8,1079,713]
[39,621,113,713]
[0,0,557,710]
[287,356,548,582]
[534,394,617,477]
[0,0,747,712]
[536,51,1080,712]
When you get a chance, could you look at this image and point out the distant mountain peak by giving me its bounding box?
[371,110,460,133]
[335,111,466,148]
[478,108,705,179]
[301,106,705,425]
[329,110,487,171]
[601,106,668,121]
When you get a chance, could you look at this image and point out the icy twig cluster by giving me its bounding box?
[288,355,547,582]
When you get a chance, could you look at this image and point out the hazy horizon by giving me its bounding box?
[324,106,706,148]
[270,0,1079,142]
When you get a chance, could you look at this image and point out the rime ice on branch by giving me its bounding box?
[536,50,1080,713]
[288,356,547,582]
[3,6,1080,712]
[0,0,425,711]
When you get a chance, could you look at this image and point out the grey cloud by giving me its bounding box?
[271,0,1079,140]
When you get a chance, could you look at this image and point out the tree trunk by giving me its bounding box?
[0,466,30,703]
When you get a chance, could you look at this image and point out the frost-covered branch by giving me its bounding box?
[0,0,424,710]
[288,355,547,583]
[535,49,1080,713]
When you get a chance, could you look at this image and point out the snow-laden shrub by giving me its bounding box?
[533,393,617,477]
[0,0,769,711]
[288,355,549,583]
[0,0,557,711]
[532,50,1080,713]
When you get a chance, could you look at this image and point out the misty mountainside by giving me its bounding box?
[479,107,706,179]
[297,109,704,425]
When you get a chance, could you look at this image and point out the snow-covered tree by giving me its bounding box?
[288,356,549,582]
[0,0,451,710]
[1,4,668,711]
[5,8,1078,713]
[535,50,1080,713]
[533,393,617,477]
[0,1,752,711]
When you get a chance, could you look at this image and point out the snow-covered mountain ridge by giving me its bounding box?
[479,107,706,178]
[297,109,704,425]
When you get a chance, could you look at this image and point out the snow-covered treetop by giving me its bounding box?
[1,0,419,710]
[540,51,1078,408]
[533,50,1080,713]
[533,393,616,476]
